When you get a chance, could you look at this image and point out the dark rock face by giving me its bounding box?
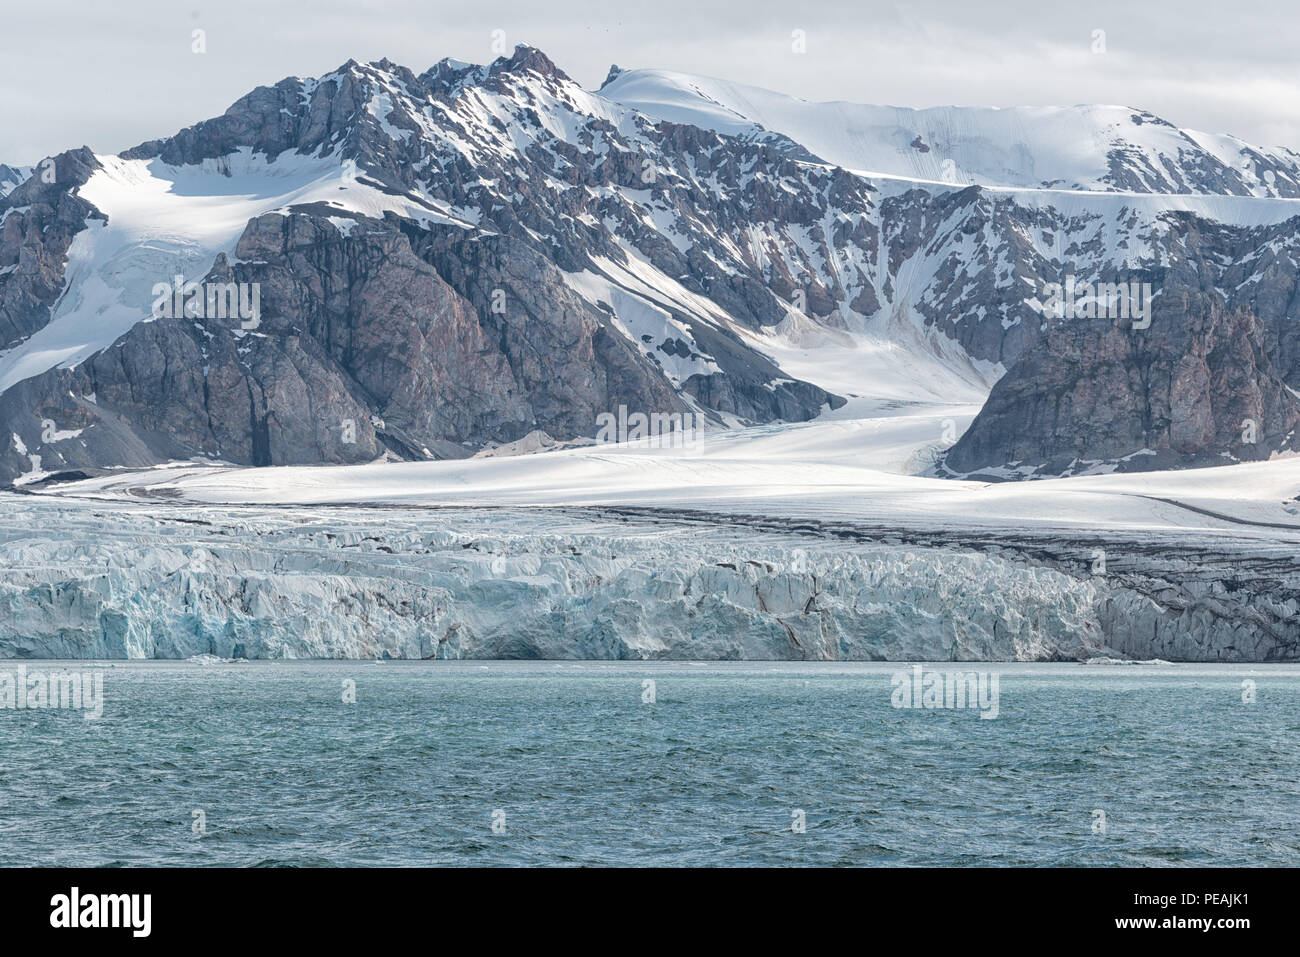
[0,149,102,350]
[417,231,687,436]
[0,210,703,477]
[945,290,1300,475]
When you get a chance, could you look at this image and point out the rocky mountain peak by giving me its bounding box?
[599,64,624,90]
[1,147,99,207]
[489,44,568,82]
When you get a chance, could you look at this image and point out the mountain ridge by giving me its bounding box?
[3,46,1300,485]
[599,66,1300,197]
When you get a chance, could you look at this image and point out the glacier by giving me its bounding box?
[1,492,1294,662]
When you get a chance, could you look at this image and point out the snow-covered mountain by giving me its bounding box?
[3,46,1300,487]
[600,67,1300,197]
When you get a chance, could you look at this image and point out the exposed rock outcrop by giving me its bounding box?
[945,290,1300,475]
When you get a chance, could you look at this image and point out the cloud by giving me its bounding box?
[1,0,1296,162]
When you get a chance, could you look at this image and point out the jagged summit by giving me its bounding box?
[600,64,624,90]
[489,44,568,80]
[117,46,1300,199]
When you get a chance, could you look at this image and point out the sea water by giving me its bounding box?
[0,661,1295,866]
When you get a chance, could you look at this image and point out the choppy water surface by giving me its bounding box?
[1,661,1296,866]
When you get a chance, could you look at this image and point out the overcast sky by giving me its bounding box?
[3,0,1298,164]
